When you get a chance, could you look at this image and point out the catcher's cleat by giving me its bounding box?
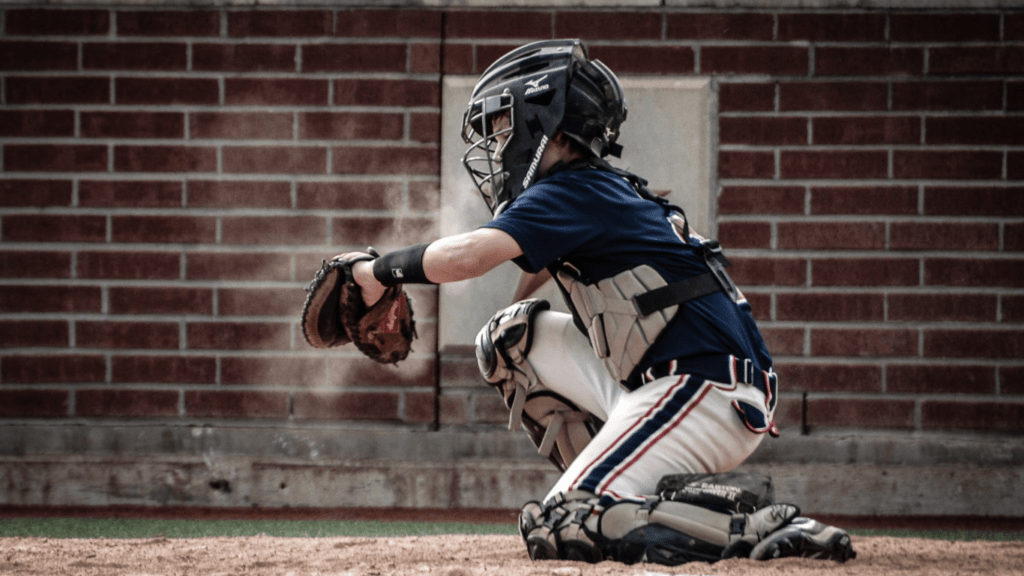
[749,517,856,562]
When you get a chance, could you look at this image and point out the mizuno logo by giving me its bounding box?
[524,74,550,96]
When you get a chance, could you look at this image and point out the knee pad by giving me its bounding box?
[476,299,602,471]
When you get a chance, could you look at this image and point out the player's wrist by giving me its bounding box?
[371,242,435,286]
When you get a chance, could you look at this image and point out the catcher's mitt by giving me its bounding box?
[301,251,417,364]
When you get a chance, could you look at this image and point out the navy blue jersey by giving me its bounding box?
[484,167,772,379]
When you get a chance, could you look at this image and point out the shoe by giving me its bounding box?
[750,517,856,562]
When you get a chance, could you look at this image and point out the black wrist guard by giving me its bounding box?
[372,243,434,286]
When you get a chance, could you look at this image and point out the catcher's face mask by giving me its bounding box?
[461,92,516,215]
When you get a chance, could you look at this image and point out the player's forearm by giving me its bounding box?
[423,229,521,283]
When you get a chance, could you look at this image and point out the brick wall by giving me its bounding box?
[1,6,1021,437]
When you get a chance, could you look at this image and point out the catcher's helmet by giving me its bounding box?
[461,39,627,217]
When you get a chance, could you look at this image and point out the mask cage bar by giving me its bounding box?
[461,92,514,213]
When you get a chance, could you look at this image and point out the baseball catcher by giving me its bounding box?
[307,39,855,566]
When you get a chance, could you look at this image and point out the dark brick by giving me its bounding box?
[327,357,435,389]
[0,251,72,279]
[5,76,109,104]
[811,186,917,215]
[718,151,774,179]
[331,216,437,248]
[443,10,551,39]
[410,42,441,74]
[334,79,439,107]
[890,222,999,252]
[187,181,292,209]
[79,181,182,208]
[890,13,999,42]
[112,355,216,385]
[222,146,327,174]
[114,146,217,173]
[888,363,995,395]
[807,398,915,430]
[777,13,885,42]
[0,285,101,313]
[303,43,407,72]
[6,9,109,35]
[702,46,807,75]
[227,10,332,37]
[332,145,438,175]
[1001,365,1024,394]
[116,77,218,105]
[893,151,1003,181]
[1013,82,1024,111]
[667,13,772,40]
[186,252,291,282]
[925,187,1024,216]
[776,292,883,322]
[927,117,1024,146]
[930,46,1024,75]
[813,116,920,145]
[717,222,770,249]
[1,354,105,384]
[221,215,326,245]
[925,258,1024,288]
[108,287,212,315]
[83,42,186,71]
[816,47,923,76]
[76,389,179,418]
[922,400,1024,433]
[1004,295,1024,323]
[77,321,179,350]
[184,390,289,419]
[0,41,77,70]
[588,45,694,74]
[77,251,180,280]
[116,10,221,36]
[720,116,806,146]
[297,181,402,211]
[889,293,997,323]
[186,322,291,351]
[410,112,440,143]
[193,43,297,72]
[0,390,68,418]
[1011,153,1024,181]
[780,82,888,111]
[718,186,804,215]
[924,329,1024,359]
[299,112,403,140]
[218,287,299,317]
[0,110,74,137]
[404,391,436,424]
[812,328,918,357]
[221,356,325,386]
[111,215,216,244]
[2,215,106,243]
[812,258,919,287]
[778,221,885,251]
[759,327,803,355]
[442,43,473,74]
[3,145,107,173]
[0,321,68,348]
[1004,224,1024,251]
[776,363,882,393]
[727,257,806,287]
[80,111,183,139]
[893,81,1004,111]
[335,9,441,37]
[744,292,772,321]
[556,11,661,40]
[718,83,775,112]
[0,180,72,207]
[781,151,888,180]
[293,391,399,421]
[190,112,293,140]
[225,78,328,106]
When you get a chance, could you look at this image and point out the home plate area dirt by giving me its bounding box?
[2,534,1023,576]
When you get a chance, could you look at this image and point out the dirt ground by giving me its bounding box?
[2,533,1023,576]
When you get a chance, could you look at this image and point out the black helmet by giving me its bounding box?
[461,39,627,216]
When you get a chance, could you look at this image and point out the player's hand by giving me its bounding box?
[333,252,385,308]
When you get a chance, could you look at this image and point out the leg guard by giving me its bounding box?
[657,471,775,514]
[750,516,856,562]
[476,299,603,471]
[518,492,800,567]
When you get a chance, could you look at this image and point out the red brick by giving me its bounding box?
[0,285,101,313]
[556,11,661,40]
[718,151,774,179]
[332,145,438,176]
[0,180,72,207]
[186,252,291,282]
[2,354,105,383]
[0,251,72,279]
[1012,82,1024,111]
[816,47,923,76]
[79,180,182,208]
[187,181,291,209]
[0,390,68,418]
[328,356,434,388]
[2,215,106,243]
[334,79,439,107]
[760,327,803,355]
[114,146,216,173]
[186,322,291,351]
[812,186,917,216]
[80,111,183,139]
[588,45,694,74]
[225,78,328,106]
[927,117,1024,146]
[221,356,325,386]
[717,222,770,249]
[78,321,180,350]
[728,257,807,287]
[718,186,804,215]
[812,328,918,357]
[1010,14,1024,41]
[922,400,1024,433]
[930,46,1024,75]
[720,117,806,146]
[777,292,883,322]
[299,112,403,141]
[1002,223,1024,251]
[410,112,440,144]
[6,9,109,35]
[813,258,919,287]
[780,82,888,111]
[111,215,216,244]
[193,43,297,72]
[474,393,512,425]
[303,43,407,73]
[718,83,774,112]
[76,389,179,418]
[778,222,884,251]
[444,10,551,39]
[813,116,919,145]
[293,391,399,421]
[887,363,994,395]
[925,329,1024,359]
[184,390,289,419]
[924,187,1024,216]
[190,112,291,140]
[702,46,807,75]
[666,13,772,40]
[771,396,802,429]
[404,391,436,424]
[116,10,220,36]
[335,9,441,37]
[296,181,401,211]
[410,42,441,74]
[893,81,1004,111]
[890,13,999,42]
[807,398,915,429]
[781,151,888,180]
[84,42,186,71]
[1011,153,1024,181]
[777,13,885,42]
[926,258,1024,288]
[0,321,68,348]
[775,363,882,393]
[218,287,298,317]
[222,147,325,175]
[221,215,325,246]
[4,145,107,172]
[890,222,999,252]
[409,181,440,212]
[438,43,471,74]
[894,150,1003,181]
[1001,365,1024,394]
[78,251,180,280]
[889,293,997,323]
[1004,295,1024,323]
[116,77,218,105]
[108,287,212,315]
[0,41,77,70]
[5,76,109,104]
[0,110,74,137]
[331,216,437,248]
[228,10,332,37]
[742,291,771,321]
